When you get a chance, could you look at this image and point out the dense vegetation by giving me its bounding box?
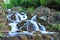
[3,0,60,9]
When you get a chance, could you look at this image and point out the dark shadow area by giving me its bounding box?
[46,1,60,11]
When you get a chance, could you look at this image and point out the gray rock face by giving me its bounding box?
[57,13,60,20]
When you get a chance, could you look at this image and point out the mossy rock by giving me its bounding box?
[0,24,3,28]
[0,31,3,36]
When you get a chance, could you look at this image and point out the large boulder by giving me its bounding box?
[33,6,55,25]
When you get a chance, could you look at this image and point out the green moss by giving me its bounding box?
[0,24,3,28]
[0,31,3,36]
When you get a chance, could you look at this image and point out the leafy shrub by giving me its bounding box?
[18,7,26,12]
[4,0,41,8]
[2,0,60,9]
[40,0,56,6]
[27,7,35,14]
[20,0,40,8]
[19,7,24,12]
[0,1,6,9]
[52,24,60,31]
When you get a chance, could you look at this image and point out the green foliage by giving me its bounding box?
[40,0,60,6]
[5,0,18,9]
[55,0,60,4]
[40,0,53,6]
[27,7,35,13]
[19,7,24,12]
[0,0,10,9]
[52,24,60,31]
[5,0,14,9]
[2,0,60,9]
[20,0,26,5]
[40,0,46,6]
[18,7,26,12]
[0,1,6,9]
[4,0,40,8]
